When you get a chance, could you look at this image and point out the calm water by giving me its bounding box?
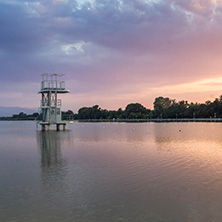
[0,121,222,222]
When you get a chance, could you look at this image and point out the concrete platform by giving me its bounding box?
[39,122,67,131]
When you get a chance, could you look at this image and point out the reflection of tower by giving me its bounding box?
[38,73,70,131]
[37,131,63,168]
[36,131,69,190]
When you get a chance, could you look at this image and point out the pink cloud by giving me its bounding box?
[1,0,222,111]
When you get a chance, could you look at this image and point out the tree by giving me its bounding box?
[125,103,150,119]
[78,105,102,119]
[153,97,173,118]
[62,110,75,120]
[78,107,92,119]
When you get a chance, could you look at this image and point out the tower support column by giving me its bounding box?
[63,124,67,131]
[42,125,46,131]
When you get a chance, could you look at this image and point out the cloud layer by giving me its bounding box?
[1,0,222,111]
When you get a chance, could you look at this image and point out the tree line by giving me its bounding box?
[63,103,151,120]
[0,112,39,120]
[63,95,222,120]
[2,95,222,120]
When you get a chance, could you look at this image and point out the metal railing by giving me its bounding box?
[41,80,65,90]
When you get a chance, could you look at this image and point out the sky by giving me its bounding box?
[1,0,222,113]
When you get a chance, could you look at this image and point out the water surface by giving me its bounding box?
[0,121,222,222]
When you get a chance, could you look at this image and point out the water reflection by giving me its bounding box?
[70,123,151,143]
[36,131,70,193]
[1,122,222,221]
[153,122,222,144]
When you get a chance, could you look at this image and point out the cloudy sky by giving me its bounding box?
[1,0,222,112]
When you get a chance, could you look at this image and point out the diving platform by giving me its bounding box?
[38,73,70,131]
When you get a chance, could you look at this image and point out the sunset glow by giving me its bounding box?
[1,0,222,113]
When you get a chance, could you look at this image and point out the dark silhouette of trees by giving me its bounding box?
[125,103,151,119]
[0,112,40,120]
[62,110,75,120]
[77,103,151,120]
[71,95,222,120]
[152,95,222,119]
[153,97,173,118]
[3,95,222,121]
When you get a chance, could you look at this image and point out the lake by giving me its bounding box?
[0,121,222,222]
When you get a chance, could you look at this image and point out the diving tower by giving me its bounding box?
[38,73,70,131]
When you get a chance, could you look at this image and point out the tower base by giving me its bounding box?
[39,122,67,131]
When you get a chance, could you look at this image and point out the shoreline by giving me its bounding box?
[1,118,222,123]
[78,118,222,123]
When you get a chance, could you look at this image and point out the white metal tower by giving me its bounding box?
[38,73,70,130]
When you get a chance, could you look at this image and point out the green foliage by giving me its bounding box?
[153,97,173,118]
[125,103,151,119]
[62,110,75,120]
[77,103,150,120]
[3,95,222,121]
[78,105,103,119]
[1,112,40,120]
[152,95,222,119]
